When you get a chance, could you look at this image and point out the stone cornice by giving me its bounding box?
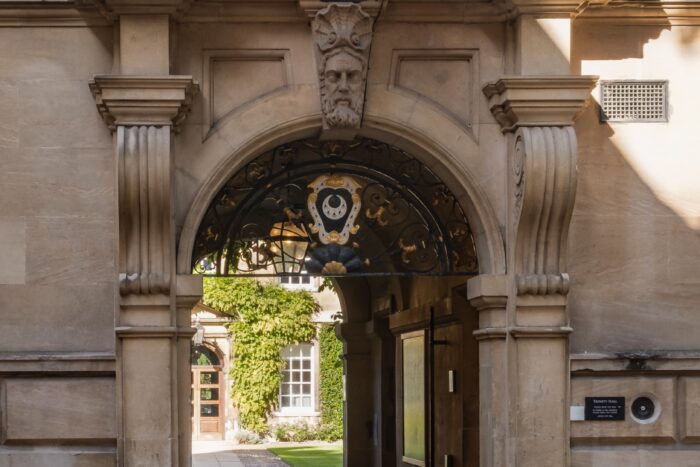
[499,0,584,16]
[298,0,382,18]
[483,76,597,132]
[575,1,700,25]
[4,0,700,25]
[88,0,193,19]
[89,75,197,131]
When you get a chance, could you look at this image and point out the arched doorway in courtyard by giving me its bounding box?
[186,137,484,467]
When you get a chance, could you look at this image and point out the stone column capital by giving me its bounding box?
[89,75,198,131]
[483,75,597,132]
[175,274,203,309]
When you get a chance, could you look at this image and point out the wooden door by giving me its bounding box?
[192,367,224,440]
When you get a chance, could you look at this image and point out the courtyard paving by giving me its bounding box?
[193,441,288,467]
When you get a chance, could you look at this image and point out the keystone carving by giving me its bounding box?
[312,3,373,138]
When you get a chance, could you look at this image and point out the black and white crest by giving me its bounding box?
[307,174,362,245]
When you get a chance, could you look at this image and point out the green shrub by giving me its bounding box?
[273,421,318,442]
[233,429,261,444]
[318,324,344,441]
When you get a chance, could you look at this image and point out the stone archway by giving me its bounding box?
[177,127,498,467]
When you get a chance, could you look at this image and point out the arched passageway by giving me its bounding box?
[184,136,485,467]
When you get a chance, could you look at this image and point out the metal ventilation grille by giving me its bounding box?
[600,80,668,122]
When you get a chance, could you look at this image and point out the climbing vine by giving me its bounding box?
[203,277,318,434]
[318,323,344,441]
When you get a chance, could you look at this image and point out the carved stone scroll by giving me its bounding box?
[513,126,577,295]
[90,75,197,295]
[311,3,373,139]
[117,125,172,294]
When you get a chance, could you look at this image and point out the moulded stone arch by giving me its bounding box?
[176,87,506,277]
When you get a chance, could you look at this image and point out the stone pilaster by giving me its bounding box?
[483,75,596,467]
[467,274,509,467]
[337,321,375,467]
[90,75,198,467]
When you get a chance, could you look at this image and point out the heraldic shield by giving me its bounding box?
[306,174,364,274]
[307,174,362,245]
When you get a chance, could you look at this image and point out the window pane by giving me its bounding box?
[192,346,220,366]
[292,360,300,369]
[302,372,311,382]
[301,345,311,357]
[200,372,219,385]
[201,404,219,417]
[302,396,311,407]
[200,388,219,401]
[403,335,425,462]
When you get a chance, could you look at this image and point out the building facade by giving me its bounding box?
[0,1,699,467]
[190,277,341,441]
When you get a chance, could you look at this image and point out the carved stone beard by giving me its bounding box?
[321,88,363,128]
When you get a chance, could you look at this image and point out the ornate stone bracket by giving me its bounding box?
[484,76,597,296]
[90,75,198,295]
[311,3,374,140]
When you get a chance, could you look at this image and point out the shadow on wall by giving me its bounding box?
[568,11,700,353]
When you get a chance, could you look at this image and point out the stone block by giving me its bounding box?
[0,82,18,149]
[0,284,115,352]
[120,15,170,75]
[0,217,25,285]
[1,377,116,442]
[25,217,116,286]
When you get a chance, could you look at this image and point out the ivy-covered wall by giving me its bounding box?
[318,323,344,441]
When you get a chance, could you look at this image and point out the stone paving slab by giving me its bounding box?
[193,442,288,467]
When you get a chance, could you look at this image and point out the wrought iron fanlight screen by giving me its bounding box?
[192,138,478,276]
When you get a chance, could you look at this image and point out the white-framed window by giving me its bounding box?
[279,344,314,413]
[279,275,317,291]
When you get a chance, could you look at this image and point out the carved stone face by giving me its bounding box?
[321,51,365,128]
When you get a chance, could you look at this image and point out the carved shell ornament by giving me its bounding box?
[312,3,372,53]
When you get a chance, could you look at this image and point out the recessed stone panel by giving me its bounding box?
[571,376,676,443]
[0,449,116,467]
[681,377,700,442]
[202,49,291,135]
[390,49,476,128]
[572,449,700,467]
[1,377,116,443]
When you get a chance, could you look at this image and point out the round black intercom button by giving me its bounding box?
[631,396,655,420]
